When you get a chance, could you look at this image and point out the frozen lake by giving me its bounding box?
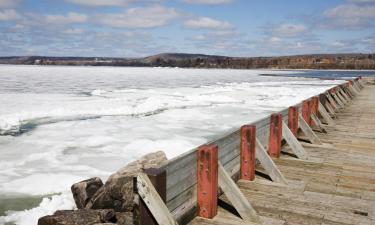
[0,65,368,225]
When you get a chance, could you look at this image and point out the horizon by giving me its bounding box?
[1,52,375,59]
[0,0,374,57]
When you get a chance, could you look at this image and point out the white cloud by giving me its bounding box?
[0,9,20,21]
[271,24,308,38]
[323,4,375,28]
[184,17,233,29]
[95,6,179,28]
[0,0,20,8]
[347,0,375,4]
[62,28,85,34]
[65,0,161,7]
[182,0,233,5]
[44,12,88,25]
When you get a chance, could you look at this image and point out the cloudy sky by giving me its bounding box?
[0,0,374,57]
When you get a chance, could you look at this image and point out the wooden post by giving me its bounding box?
[240,125,256,181]
[302,100,311,125]
[140,168,167,225]
[288,106,298,136]
[268,113,282,158]
[197,144,218,219]
[310,97,319,125]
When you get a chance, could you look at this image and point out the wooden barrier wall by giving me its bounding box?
[153,77,363,224]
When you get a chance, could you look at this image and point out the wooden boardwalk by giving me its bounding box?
[189,79,375,225]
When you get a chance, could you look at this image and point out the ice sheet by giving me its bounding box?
[0,65,344,225]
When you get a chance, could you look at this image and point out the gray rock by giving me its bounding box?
[86,151,167,212]
[71,177,104,209]
[38,209,116,225]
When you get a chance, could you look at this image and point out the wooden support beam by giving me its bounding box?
[326,93,340,111]
[218,163,262,224]
[336,90,348,105]
[349,85,359,96]
[302,100,312,125]
[288,106,298,136]
[268,113,282,158]
[318,101,335,125]
[197,144,218,219]
[332,92,345,108]
[140,168,167,225]
[339,88,351,102]
[310,113,327,133]
[298,114,323,145]
[255,138,287,184]
[324,101,336,118]
[137,173,178,225]
[281,121,309,160]
[240,125,256,181]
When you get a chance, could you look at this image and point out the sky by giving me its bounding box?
[0,0,374,57]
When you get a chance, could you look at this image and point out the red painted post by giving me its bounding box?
[197,144,218,219]
[240,125,256,181]
[268,113,282,158]
[288,106,298,136]
[310,97,319,125]
[302,100,311,125]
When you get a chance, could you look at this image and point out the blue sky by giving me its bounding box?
[0,0,374,57]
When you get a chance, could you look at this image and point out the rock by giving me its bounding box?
[71,177,104,209]
[86,151,167,212]
[38,209,116,225]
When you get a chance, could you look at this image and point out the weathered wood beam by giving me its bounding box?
[324,101,337,118]
[197,144,218,219]
[218,163,262,224]
[298,114,323,145]
[318,101,335,125]
[281,121,309,160]
[310,113,327,133]
[240,125,256,181]
[137,173,179,225]
[255,138,287,184]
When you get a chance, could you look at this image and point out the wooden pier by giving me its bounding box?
[111,77,375,225]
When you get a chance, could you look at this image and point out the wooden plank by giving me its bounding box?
[281,120,309,160]
[298,114,323,145]
[218,162,261,224]
[255,138,287,184]
[137,173,179,225]
[318,101,335,125]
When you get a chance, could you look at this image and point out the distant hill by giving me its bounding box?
[0,53,374,70]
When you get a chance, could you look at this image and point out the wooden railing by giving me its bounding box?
[136,76,364,225]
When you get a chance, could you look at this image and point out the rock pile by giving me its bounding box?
[38,151,168,225]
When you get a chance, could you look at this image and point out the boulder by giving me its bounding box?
[38,209,116,225]
[85,151,167,212]
[71,177,104,209]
